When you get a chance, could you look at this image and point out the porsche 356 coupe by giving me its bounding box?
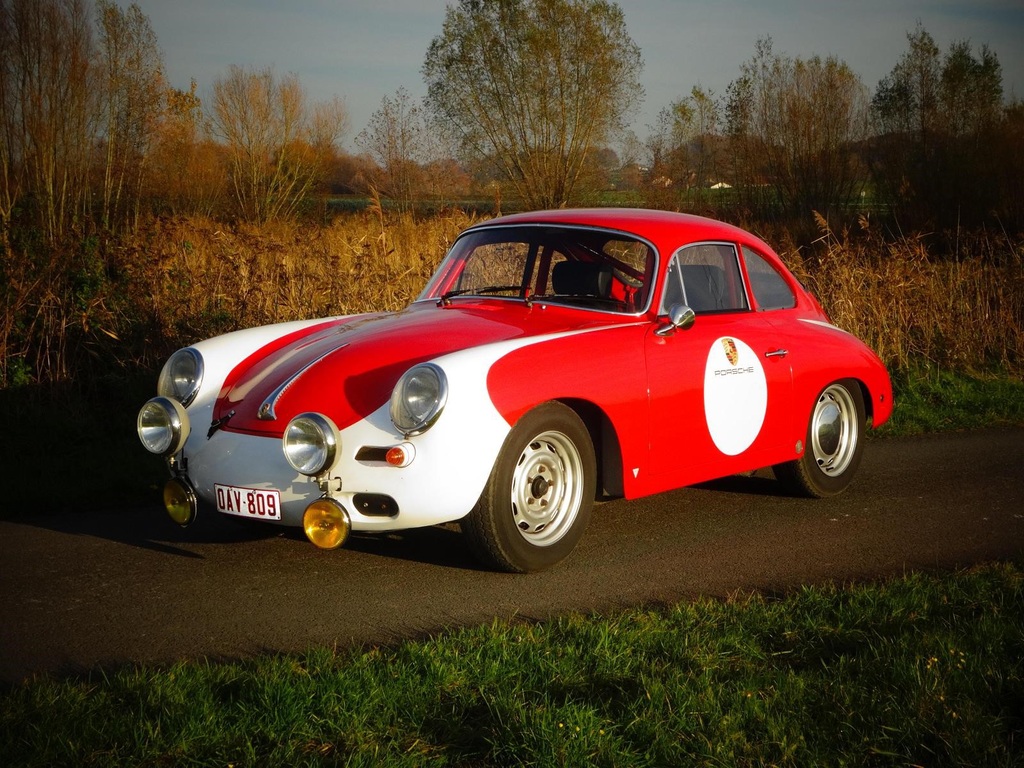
[138,208,892,571]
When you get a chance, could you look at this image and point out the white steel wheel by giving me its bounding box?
[509,429,586,547]
[463,402,596,573]
[774,380,866,498]
[809,384,860,478]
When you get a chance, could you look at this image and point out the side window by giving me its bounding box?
[661,243,748,313]
[743,246,796,310]
[660,255,685,312]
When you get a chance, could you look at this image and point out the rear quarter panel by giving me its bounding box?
[768,314,893,431]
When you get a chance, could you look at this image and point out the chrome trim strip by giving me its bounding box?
[257,345,347,421]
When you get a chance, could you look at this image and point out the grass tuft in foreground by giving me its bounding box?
[2,563,1022,766]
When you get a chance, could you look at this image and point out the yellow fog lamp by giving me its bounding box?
[303,498,350,550]
[163,478,197,526]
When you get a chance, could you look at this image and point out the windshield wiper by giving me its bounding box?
[437,285,524,306]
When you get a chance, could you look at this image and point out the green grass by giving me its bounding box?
[878,366,1024,435]
[2,564,1022,766]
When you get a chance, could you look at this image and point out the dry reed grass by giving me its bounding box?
[116,208,475,371]
[782,215,1024,373]
[2,210,1021,388]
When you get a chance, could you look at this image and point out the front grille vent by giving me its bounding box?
[353,493,398,517]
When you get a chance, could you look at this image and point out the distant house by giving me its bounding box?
[709,181,732,190]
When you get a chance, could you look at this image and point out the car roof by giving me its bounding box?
[467,208,772,253]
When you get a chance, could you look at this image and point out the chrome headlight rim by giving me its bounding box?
[157,347,204,407]
[137,396,191,456]
[283,412,340,476]
[389,363,448,436]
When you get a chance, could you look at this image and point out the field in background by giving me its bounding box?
[2,210,1022,391]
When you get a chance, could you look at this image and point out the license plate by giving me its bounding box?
[215,484,282,520]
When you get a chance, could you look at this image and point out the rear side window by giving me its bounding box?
[661,243,748,313]
[743,246,796,310]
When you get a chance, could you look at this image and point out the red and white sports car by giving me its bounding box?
[138,208,892,572]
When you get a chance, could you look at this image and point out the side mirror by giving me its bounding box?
[655,304,696,336]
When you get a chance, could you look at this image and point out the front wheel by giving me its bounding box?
[463,402,596,573]
[774,380,866,498]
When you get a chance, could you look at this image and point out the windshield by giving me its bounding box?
[418,224,656,313]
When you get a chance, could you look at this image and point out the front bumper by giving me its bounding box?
[169,401,510,533]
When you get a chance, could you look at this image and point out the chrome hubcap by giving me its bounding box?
[811,385,858,476]
[510,430,584,546]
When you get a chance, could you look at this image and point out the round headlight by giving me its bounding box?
[137,396,190,456]
[283,413,339,476]
[158,348,204,407]
[390,363,448,436]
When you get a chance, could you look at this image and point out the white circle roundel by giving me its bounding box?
[703,337,767,456]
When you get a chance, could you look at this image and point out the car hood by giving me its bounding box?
[213,299,622,437]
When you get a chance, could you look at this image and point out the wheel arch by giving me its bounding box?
[554,397,625,499]
[845,374,891,429]
[851,377,875,425]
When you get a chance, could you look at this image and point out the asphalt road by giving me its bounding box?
[2,428,1022,684]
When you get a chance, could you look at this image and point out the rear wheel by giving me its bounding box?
[463,402,596,573]
[774,380,865,498]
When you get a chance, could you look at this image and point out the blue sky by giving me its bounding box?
[131,0,1024,150]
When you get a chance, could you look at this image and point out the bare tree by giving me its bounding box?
[356,87,429,210]
[727,37,869,220]
[646,100,693,186]
[688,86,721,188]
[210,66,347,222]
[1,0,96,241]
[95,0,164,232]
[645,86,722,208]
[871,25,1006,227]
[873,25,941,139]
[423,0,643,209]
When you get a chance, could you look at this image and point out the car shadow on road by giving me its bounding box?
[692,470,796,498]
[6,470,795,567]
[4,504,491,570]
[342,525,490,571]
[2,503,287,559]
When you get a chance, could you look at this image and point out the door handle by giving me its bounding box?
[764,349,788,358]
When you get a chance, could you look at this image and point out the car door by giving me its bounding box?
[642,242,794,491]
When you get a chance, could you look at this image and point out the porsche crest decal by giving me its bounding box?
[703,336,768,456]
[722,338,739,366]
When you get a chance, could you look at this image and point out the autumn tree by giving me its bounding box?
[210,66,348,222]
[148,79,224,216]
[422,0,643,209]
[726,37,870,221]
[95,0,164,232]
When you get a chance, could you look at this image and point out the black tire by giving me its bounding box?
[774,379,866,498]
[463,402,596,573]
